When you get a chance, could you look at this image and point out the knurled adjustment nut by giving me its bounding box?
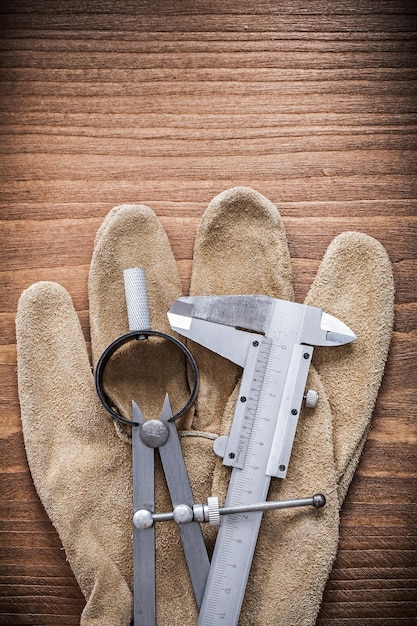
[207,496,221,527]
[305,389,319,408]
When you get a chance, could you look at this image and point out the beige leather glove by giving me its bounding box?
[16,189,393,625]
[186,187,394,625]
[16,204,191,625]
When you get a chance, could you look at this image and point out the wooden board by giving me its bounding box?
[0,1,416,623]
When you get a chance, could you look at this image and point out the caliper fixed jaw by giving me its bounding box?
[167,296,271,367]
[168,295,274,334]
[168,295,357,350]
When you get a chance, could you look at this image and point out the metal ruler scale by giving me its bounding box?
[168,294,356,626]
[219,337,272,468]
[198,341,294,626]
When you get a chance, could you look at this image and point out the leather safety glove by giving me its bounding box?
[185,187,394,625]
[16,204,195,625]
[16,189,394,626]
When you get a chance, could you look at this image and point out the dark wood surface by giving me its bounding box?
[1,1,416,624]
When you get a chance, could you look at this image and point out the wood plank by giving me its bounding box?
[1,50,416,72]
[2,112,416,137]
[1,217,415,275]
[1,93,416,114]
[1,199,416,221]
[1,10,416,35]
[2,151,417,180]
[1,0,416,623]
[3,133,417,159]
[1,175,416,205]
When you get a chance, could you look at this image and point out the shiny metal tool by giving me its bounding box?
[132,395,210,624]
[168,294,356,626]
[95,268,208,625]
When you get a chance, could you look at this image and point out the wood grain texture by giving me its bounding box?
[0,1,416,624]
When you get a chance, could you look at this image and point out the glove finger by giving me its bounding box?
[209,231,393,624]
[304,232,394,502]
[189,187,293,433]
[186,187,328,625]
[88,204,190,423]
[16,281,132,625]
[186,186,299,617]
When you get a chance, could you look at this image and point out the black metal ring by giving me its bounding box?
[95,330,199,426]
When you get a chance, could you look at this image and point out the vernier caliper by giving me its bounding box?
[167,294,356,626]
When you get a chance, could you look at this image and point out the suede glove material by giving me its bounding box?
[16,189,394,625]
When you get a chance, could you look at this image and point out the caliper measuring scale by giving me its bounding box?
[199,338,293,625]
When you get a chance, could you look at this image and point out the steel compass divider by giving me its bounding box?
[167,295,357,626]
[131,395,210,624]
[94,267,209,624]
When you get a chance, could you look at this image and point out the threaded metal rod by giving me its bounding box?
[134,494,326,529]
[219,493,325,516]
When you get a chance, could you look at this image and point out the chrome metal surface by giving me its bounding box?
[168,294,356,626]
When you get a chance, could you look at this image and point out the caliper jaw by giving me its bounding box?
[168,295,356,350]
[168,297,269,367]
[300,305,357,347]
[168,295,274,334]
[168,295,356,478]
